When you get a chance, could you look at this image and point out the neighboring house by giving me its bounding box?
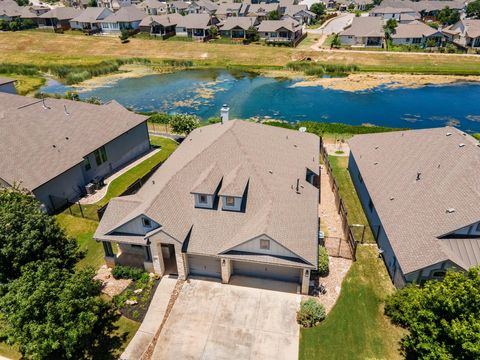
[139,13,182,37]
[175,13,219,40]
[282,5,315,25]
[187,0,218,15]
[337,0,374,11]
[398,12,420,24]
[0,77,16,94]
[215,1,243,19]
[348,127,480,287]
[100,5,146,33]
[94,119,320,295]
[136,0,168,15]
[0,0,22,21]
[98,0,132,10]
[170,0,189,14]
[339,16,384,47]
[36,7,82,30]
[370,6,419,21]
[258,19,303,45]
[70,7,113,33]
[0,92,150,213]
[219,16,258,38]
[245,3,280,19]
[443,19,480,49]
[391,20,443,46]
[375,0,465,20]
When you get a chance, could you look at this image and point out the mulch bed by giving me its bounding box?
[116,278,160,322]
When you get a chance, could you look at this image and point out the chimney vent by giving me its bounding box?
[296,178,300,193]
[220,104,230,124]
[416,172,421,181]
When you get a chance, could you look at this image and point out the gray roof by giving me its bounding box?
[349,127,480,274]
[176,13,215,29]
[136,0,167,10]
[101,6,145,22]
[284,4,315,17]
[443,19,480,38]
[193,0,218,12]
[0,0,22,17]
[245,3,279,15]
[39,7,82,20]
[392,20,440,38]
[96,120,320,268]
[0,93,147,191]
[139,13,182,26]
[339,16,384,37]
[258,19,300,32]
[71,7,112,23]
[215,1,242,15]
[0,76,15,86]
[220,16,257,30]
[170,0,189,10]
[377,0,465,12]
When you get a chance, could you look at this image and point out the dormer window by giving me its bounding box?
[142,217,151,228]
[199,194,208,204]
[260,239,270,250]
[225,196,235,206]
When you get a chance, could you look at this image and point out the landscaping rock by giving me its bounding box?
[134,289,143,294]
[126,299,138,306]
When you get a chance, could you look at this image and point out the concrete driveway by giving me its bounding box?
[152,276,301,360]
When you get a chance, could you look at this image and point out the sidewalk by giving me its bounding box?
[120,276,177,360]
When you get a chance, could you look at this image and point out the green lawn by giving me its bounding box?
[328,155,375,243]
[0,341,21,360]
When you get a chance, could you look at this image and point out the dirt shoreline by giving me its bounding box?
[291,73,480,92]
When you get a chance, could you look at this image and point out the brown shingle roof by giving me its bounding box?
[340,16,384,37]
[0,76,15,86]
[0,93,147,191]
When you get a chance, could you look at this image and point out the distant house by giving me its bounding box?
[136,0,168,15]
[36,7,82,30]
[98,0,132,11]
[372,0,465,21]
[175,13,219,40]
[219,16,258,39]
[94,119,320,295]
[0,77,16,94]
[100,6,146,33]
[349,127,480,287]
[282,5,316,25]
[215,1,243,19]
[370,6,419,22]
[0,93,150,213]
[170,0,189,14]
[391,20,443,47]
[245,3,280,20]
[258,19,303,45]
[186,0,218,15]
[70,7,113,33]
[0,0,22,21]
[339,16,384,47]
[139,13,182,37]
[443,19,480,49]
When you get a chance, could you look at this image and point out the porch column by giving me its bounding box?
[150,242,165,276]
[301,268,310,295]
[143,244,155,273]
[102,241,116,268]
[221,258,232,284]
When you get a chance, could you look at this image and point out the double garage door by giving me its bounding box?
[233,261,301,283]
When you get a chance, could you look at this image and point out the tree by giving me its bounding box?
[88,0,97,6]
[15,0,28,5]
[330,33,341,48]
[209,25,218,39]
[246,25,259,42]
[267,10,281,20]
[385,267,480,359]
[296,299,326,327]
[0,261,121,359]
[437,6,460,25]
[169,114,200,134]
[310,2,326,17]
[0,188,80,283]
[466,0,480,18]
[119,29,130,43]
[384,18,398,36]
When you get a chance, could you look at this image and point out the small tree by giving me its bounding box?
[267,10,281,20]
[425,38,437,48]
[385,267,480,359]
[384,18,397,36]
[246,26,259,42]
[297,298,326,327]
[310,2,326,17]
[88,0,97,6]
[169,114,200,134]
[318,246,329,276]
[437,6,460,25]
[209,25,218,39]
[466,0,480,18]
[330,33,341,48]
[119,29,130,43]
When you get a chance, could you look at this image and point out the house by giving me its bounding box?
[136,0,168,15]
[36,7,82,30]
[70,7,113,33]
[374,0,465,21]
[443,19,480,49]
[245,3,280,19]
[215,1,243,19]
[339,16,384,47]
[391,20,443,46]
[219,16,258,38]
[282,5,315,25]
[0,92,150,213]
[186,0,218,15]
[94,118,320,295]
[370,6,419,21]
[0,0,22,21]
[348,127,480,287]
[257,19,303,45]
[98,0,132,10]
[175,13,219,40]
[139,13,182,37]
[0,77,16,94]
[100,5,146,33]
[169,0,189,14]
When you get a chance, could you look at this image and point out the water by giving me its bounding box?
[40,69,480,132]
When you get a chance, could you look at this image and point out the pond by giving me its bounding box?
[40,69,480,132]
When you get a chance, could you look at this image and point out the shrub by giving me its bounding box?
[318,246,329,276]
[111,265,146,280]
[297,298,326,327]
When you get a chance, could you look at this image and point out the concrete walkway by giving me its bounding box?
[120,276,177,360]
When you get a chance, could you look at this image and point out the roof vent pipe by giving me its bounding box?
[296,178,300,193]
[220,104,230,124]
[416,172,421,181]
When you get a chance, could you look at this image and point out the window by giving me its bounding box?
[84,157,91,171]
[368,198,374,212]
[94,146,108,166]
[431,270,446,279]
[199,194,208,204]
[476,223,480,232]
[412,38,421,44]
[225,196,235,206]
[260,239,270,250]
[142,217,151,228]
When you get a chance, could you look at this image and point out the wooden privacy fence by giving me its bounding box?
[320,138,358,261]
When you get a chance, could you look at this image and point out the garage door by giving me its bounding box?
[188,255,221,278]
[233,261,301,283]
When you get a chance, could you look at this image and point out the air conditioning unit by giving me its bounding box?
[85,183,96,195]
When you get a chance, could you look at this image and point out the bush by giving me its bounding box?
[318,246,329,276]
[297,298,326,327]
[111,265,146,280]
